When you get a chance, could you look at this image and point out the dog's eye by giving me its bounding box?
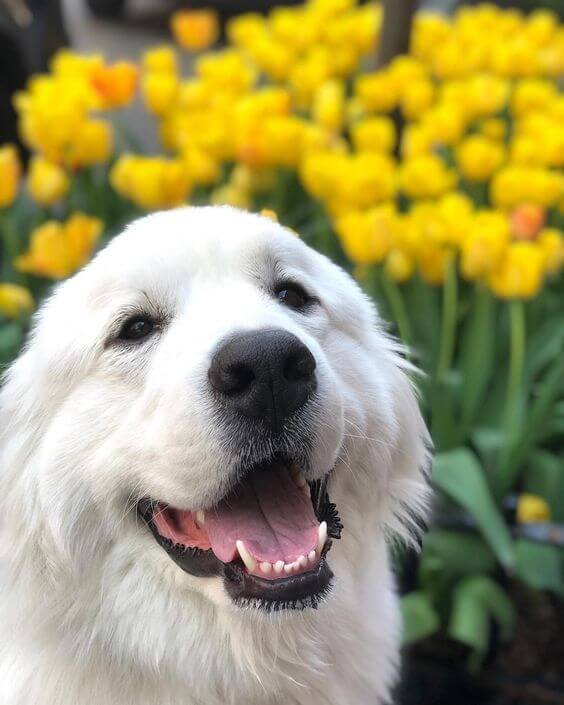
[117,315,155,342]
[275,283,310,310]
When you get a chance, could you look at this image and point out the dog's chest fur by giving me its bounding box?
[0,538,399,705]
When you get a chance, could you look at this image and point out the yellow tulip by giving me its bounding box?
[351,117,396,154]
[479,118,507,141]
[335,204,397,264]
[67,119,113,168]
[142,72,179,115]
[401,124,434,158]
[418,246,451,286]
[456,135,505,182]
[0,283,34,319]
[516,493,550,523]
[171,9,219,52]
[227,13,267,47]
[385,249,414,283]
[538,227,564,273]
[260,116,308,168]
[312,80,345,132]
[488,242,544,300]
[462,74,510,120]
[90,61,138,109]
[399,154,457,199]
[461,210,509,280]
[341,153,397,209]
[50,50,104,78]
[142,45,178,74]
[181,148,220,187]
[27,156,69,206]
[512,79,558,117]
[15,213,102,279]
[421,102,466,146]
[355,70,399,113]
[400,78,435,121]
[0,144,21,208]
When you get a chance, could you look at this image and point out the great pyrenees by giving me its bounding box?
[0,206,430,705]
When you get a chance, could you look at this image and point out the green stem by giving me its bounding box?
[380,268,412,346]
[436,256,458,379]
[504,300,525,434]
[495,300,526,500]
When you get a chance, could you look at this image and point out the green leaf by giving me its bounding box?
[429,373,461,450]
[515,540,564,598]
[504,356,564,481]
[449,576,515,666]
[401,591,440,646]
[458,287,495,431]
[422,530,497,583]
[403,276,441,369]
[524,316,564,384]
[472,426,504,475]
[0,321,24,366]
[433,448,515,569]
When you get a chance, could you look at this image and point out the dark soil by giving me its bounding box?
[398,584,564,705]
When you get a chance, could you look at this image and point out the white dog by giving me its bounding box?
[0,206,430,705]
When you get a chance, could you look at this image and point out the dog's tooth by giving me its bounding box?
[316,521,327,555]
[274,560,284,574]
[260,562,272,575]
[236,540,256,572]
[301,484,311,497]
[308,550,317,564]
[283,562,294,574]
[297,554,308,569]
[195,511,205,525]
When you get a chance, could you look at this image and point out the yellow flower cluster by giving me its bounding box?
[15,213,102,279]
[335,192,564,298]
[6,0,564,302]
[110,154,192,210]
[228,0,380,99]
[13,51,137,175]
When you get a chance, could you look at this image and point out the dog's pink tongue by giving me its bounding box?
[204,465,319,564]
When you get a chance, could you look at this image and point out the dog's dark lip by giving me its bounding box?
[223,548,334,611]
[137,463,342,611]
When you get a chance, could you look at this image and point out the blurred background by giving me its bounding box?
[0,1,563,704]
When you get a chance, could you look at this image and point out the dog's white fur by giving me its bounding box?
[0,207,430,705]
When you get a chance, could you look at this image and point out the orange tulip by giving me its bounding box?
[90,61,139,109]
[510,204,545,241]
[171,9,220,52]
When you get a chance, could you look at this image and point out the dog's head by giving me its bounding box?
[1,207,429,629]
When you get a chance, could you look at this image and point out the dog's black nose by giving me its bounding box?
[209,329,317,431]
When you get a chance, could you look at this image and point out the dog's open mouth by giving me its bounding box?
[138,459,342,611]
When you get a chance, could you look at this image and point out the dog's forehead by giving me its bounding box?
[42,206,373,347]
[93,207,308,287]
